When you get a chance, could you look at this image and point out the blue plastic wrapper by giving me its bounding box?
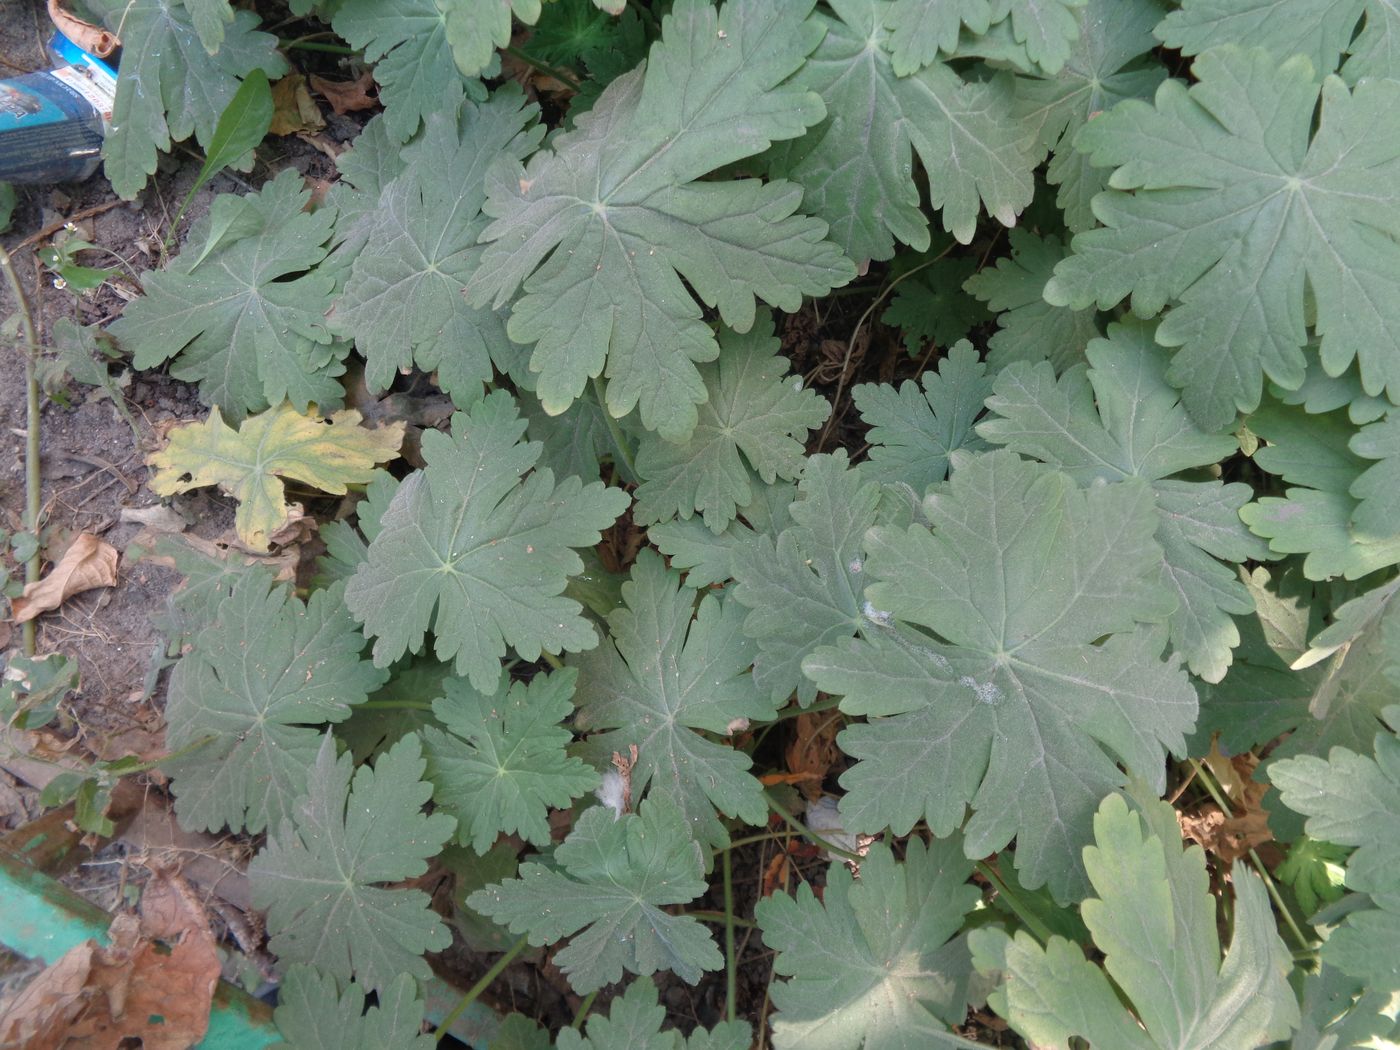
[0,32,117,184]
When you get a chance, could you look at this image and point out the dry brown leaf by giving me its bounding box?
[269,74,325,136]
[784,711,843,802]
[11,533,119,623]
[0,876,220,1050]
[1181,752,1274,865]
[46,0,117,56]
[310,71,378,114]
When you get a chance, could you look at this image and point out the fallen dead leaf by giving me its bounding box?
[46,0,117,56]
[10,533,119,623]
[0,872,220,1050]
[784,710,843,802]
[269,74,325,136]
[310,71,377,114]
[1181,751,1274,865]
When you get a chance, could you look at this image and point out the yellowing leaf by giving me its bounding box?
[149,404,404,551]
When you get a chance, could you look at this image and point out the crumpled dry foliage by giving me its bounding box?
[0,871,221,1050]
[10,534,119,624]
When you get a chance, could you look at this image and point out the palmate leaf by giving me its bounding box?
[271,966,433,1050]
[1350,412,1400,537]
[886,0,1087,76]
[757,837,983,1050]
[732,452,880,706]
[329,91,542,405]
[250,733,456,992]
[651,477,796,590]
[572,551,777,847]
[632,316,830,533]
[963,230,1100,372]
[1157,0,1400,84]
[978,318,1270,682]
[1273,706,1400,991]
[86,0,286,199]
[1012,0,1168,232]
[1269,578,1400,766]
[111,171,344,421]
[1290,965,1400,1050]
[557,980,751,1050]
[971,791,1299,1049]
[880,257,990,355]
[148,403,404,552]
[852,342,993,494]
[331,0,490,141]
[467,798,722,993]
[804,450,1195,899]
[465,0,853,442]
[767,0,1036,264]
[1045,47,1400,431]
[161,574,386,836]
[422,668,599,854]
[1241,401,1400,580]
[345,391,629,692]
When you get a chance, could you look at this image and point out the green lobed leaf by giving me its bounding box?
[978,318,1270,682]
[732,452,880,706]
[422,668,600,854]
[1349,412,1400,537]
[1268,578,1400,770]
[1241,401,1400,580]
[631,315,830,533]
[329,89,543,406]
[467,798,722,993]
[1012,0,1168,232]
[879,257,990,355]
[1273,707,1400,991]
[162,574,387,836]
[767,0,1037,263]
[557,979,751,1050]
[1156,0,1400,84]
[465,0,853,442]
[804,450,1194,899]
[331,0,480,141]
[250,733,456,992]
[88,0,286,199]
[651,478,796,590]
[346,391,630,692]
[271,966,434,1050]
[971,791,1299,1048]
[572,550,777,847]
[110,170,345,421]
[852,342,993,494]
[1044,47,1400,431]
[757,837,983,1050]
[963,229,1100,373]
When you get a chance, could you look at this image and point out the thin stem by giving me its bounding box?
[281,38,357,54]
[355,699,436,711]
[503,46,583,91]
[722,848,737,1023]
[592,376,637,478]
[433,934,529,1041]
[539,651,565,671]
[571,989,598,1030]
[687,909,757,929]
[976,860,1053,946]
[0,243,40,656]
[762,789,862,863]
[717,829,795,853]
[1189,759,1314,952]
